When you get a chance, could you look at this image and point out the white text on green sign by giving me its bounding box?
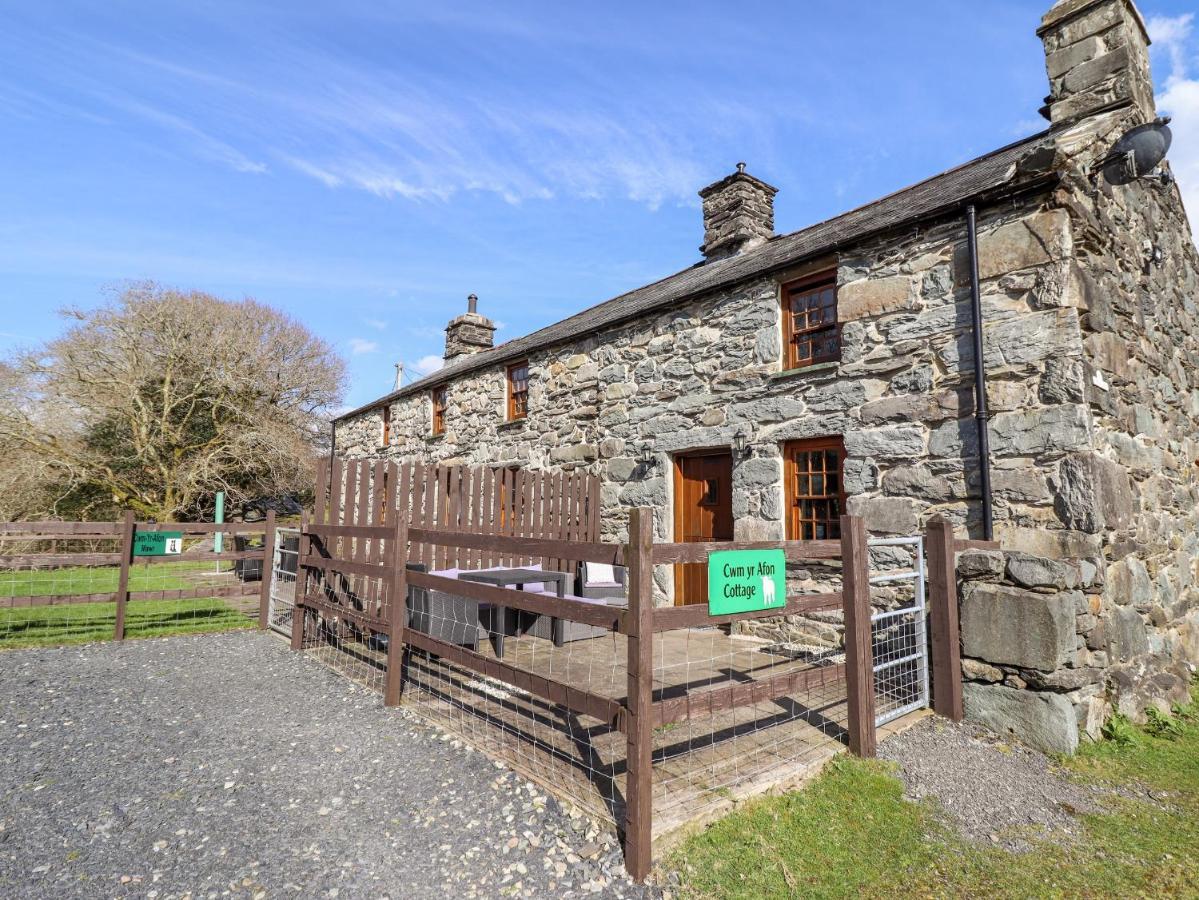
[707,549,786,616]
[133,532,183,556]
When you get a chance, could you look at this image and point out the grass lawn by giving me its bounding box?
[0,597,254,649]
[0,560,232,598]
[669,682,1199,899]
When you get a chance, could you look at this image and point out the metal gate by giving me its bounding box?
[868,535,930,727]
[266,527,300,637]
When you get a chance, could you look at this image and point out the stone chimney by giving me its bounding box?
[444,293,496,361]
[1038,0,1155,125]
[698,163,779,261]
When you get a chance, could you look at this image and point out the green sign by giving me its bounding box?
[707,549,786,616]
[133,531,183,557]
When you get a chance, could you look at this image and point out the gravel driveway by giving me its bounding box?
[0,632,660,899]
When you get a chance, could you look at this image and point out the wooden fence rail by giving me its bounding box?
[0,514,278,639]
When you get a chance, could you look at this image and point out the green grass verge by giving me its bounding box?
[0,597,253,649]
[670,682,1199,899]
[0,561,232,598]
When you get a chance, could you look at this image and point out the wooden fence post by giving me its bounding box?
[113,510,136,641]
[925,515,964,721]
[291,511,309,652]
[257,510,277,631]
[840,514,877,757]
[384,511,410,707]
[623,507,654,883]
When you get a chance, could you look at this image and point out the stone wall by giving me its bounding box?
[953,99,1199,748]
[1063,119,1199,722]
[339,190,1094,608]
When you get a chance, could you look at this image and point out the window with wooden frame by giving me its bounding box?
[782,270,839,370]
[506,361,529,421]
[784,437,846,541]
[431,385,447,435]
[380,404,392,447]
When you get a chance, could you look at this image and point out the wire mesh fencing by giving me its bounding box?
[294,541,392,697]
[400,562,629,824]
[266,528,300,636]
[868,536,929,726]
[0,520,273,649]
[648,622,850,833]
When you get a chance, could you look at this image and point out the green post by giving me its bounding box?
[214,491,225,553]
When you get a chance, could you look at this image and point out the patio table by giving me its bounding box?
[458,568,567,658]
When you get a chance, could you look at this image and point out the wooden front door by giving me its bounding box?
[673,451,734,606]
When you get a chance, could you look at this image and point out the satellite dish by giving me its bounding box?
[1101,117,1173,186]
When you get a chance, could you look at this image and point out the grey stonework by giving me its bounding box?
[444,296,497,361]
[339,0,1199,751]
[698,166,778,261]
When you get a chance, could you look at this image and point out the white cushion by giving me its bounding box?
[584,563,617,586]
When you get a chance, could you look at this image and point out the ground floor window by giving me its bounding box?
[784,437,846,540]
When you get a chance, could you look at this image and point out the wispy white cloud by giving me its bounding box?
[348,337,380,355]
[99,92,267,175]
[363,317,387,331]
[1149,14,1199,225]
[84,30,769,209]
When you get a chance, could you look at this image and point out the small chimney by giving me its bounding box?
[1038,0,1155,125]
[698,163,778,261]
[444,293,496,361]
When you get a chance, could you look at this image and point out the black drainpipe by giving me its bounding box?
[965,205,994,541]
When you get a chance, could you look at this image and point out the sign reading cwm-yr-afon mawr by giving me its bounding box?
[707,549,786,616]
[132,532,183,557]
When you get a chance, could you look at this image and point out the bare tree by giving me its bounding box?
[0,284,346,521]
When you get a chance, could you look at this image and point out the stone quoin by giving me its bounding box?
[336,0,1199,754]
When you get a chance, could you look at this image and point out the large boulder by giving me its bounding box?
[1109,606,1150,662]
[960,582,1075,671]
[1053,452,1135,533]
[1005,552,1077,590]
[963,683,1080,755]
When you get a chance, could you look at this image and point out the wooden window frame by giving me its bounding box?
[506,360,529,421]
[431,386,447,436]
[783,437,847,541]
[781,269,840,370]
[380,404,391,448]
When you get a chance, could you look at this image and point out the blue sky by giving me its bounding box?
[2,1,1197,411]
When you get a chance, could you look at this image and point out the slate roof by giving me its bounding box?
[339,127,1055,421]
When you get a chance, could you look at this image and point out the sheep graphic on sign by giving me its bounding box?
[707,549,786,616]
[761,575,777,606]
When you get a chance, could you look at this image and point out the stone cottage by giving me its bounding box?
[336,0,1199,753]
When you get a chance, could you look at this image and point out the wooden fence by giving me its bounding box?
[311,456,600,575]
[290,503,971,882]
[0,513,279,640]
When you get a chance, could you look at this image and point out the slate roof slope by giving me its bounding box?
[340,127,1055,420]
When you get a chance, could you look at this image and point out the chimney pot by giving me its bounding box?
[467,293,478,313]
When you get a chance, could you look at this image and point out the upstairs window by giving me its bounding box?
[784,437,846,541]
[380,404,391,447]
[782,270,839,369]
[507,361,529,421]
[432,386,447,435]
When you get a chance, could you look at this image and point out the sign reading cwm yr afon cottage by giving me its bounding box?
[707,549,786,615]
